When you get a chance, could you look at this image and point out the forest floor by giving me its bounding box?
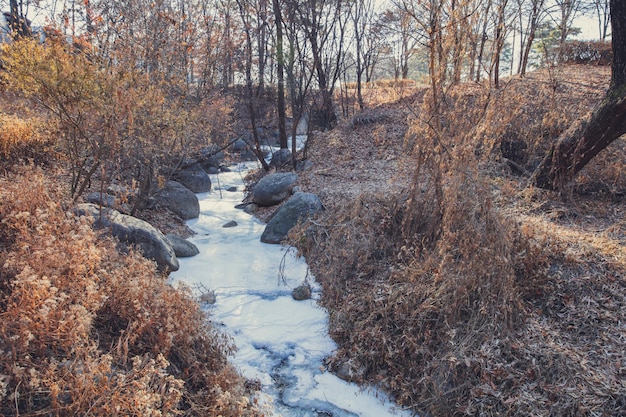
[290,65,626,416]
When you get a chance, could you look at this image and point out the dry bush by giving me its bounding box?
[297,176,545,416]
[344,79,417,90]
[297,85,544,414]
[489,66,610,171]
[0,113,56,167]
[555,40,612,66]
[295,69,626,416]
[1,39,233,206]
[0,167,260,416]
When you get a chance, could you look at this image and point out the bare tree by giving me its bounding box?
[491,0,513,88]
[282,0,314,165]
[517,0,547,76]
[351,0,376,109]
[236,0,271,169]
[272,0,289,148]
[8,0,31,38]
[532,0,626,190]
[551,0,585,43]
[292,0,347,129]
[593,0,610,40]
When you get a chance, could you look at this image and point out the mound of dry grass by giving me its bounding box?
[0,111,57,169]
[0,167,261,416]
[294,64,626,416]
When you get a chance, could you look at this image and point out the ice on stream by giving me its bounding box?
[169,162,414,417]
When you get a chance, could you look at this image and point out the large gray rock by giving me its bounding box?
[261,192,323,244]
[156,181,200,220]
[198,146,225,170]
[174,163,212,193]
[76,203,179,271]
[232,138,248,151]
[252,172,298,207]
[165,234,200,258]
[84,192,117,208]
[270,148,292,169]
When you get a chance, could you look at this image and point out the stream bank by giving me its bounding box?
[169,161,413,416]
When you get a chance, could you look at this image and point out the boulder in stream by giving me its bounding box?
[156,180,200,220]
[292,284,312,301]
[269,148,292,169]
[76,203,179,271]
[260,192,323,244]
[165,233,200,258]
[252,172,298,207]
[174,163,212,193]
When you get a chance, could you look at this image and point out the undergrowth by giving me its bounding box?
[0,111,56,170]
[295,66,626,416]
[0,167,261,416]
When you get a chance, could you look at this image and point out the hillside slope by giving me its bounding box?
[294,65,626,416]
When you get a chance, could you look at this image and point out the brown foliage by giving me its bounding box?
[294,65,626,416]
[0,39,234,205]
[0,168,260,416]
[555,41,613,66]
[0,110,57,169]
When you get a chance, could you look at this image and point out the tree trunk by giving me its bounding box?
[531,0,626,190]
[9,0,29,38]
[272,0,288,149]
[237,0,271,171]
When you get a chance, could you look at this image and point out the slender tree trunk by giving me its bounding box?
[272,0,288,149]
[9,0,29,38]
[531,0,626,190]
[310,34,336,129]
[475,0,492,82]
[237,0,271,170]
[491,0,509,89]
[519,0,544,76]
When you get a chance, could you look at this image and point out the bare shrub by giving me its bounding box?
[0,112,56,167]
[296,80,543,411]
[295,62,626,416]
[555,40,612,66]
[1,38,232,207]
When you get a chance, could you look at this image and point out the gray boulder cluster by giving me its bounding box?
[74,152,225,271]
[74,141,322,272]
[76,203,183,271]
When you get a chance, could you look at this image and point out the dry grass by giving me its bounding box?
[294,64,626,416]
[0,167,262,416]
[0,107,57,169]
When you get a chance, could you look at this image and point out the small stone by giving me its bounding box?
[244,203,258,214]
[200,291,216,304]
[292,284,312,301]
[223,220,238,228]
[226,186,238,192]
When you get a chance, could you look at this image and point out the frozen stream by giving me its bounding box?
[169,161,413,417]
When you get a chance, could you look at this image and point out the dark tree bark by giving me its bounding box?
[531,0,626,190]
[518,0,545,76]
[236,0,271,171]
[272,0,289,149]
[9,0,30,38]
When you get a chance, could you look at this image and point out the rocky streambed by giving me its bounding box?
[169,161,413,416]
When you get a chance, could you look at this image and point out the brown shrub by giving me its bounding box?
[0,167,260,416]
[296,66,626,416]
[555,41,612,66]
[296,167,546,415]
[0,113,56,167]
